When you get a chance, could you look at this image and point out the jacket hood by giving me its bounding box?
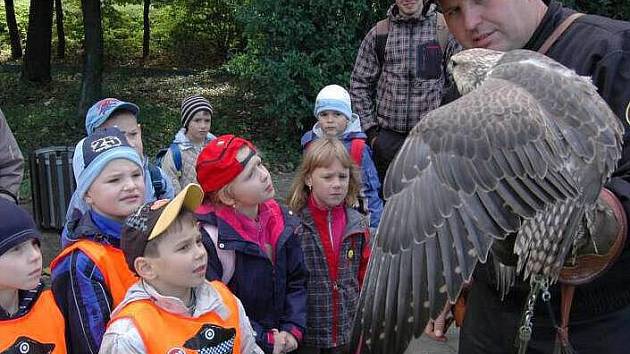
[302,113,365,146]
[173,128,216,150]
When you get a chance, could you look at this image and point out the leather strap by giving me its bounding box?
[557,284,575,347]
[538,13,584,55]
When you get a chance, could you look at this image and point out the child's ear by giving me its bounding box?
[217,189,236,208]
[305,175,313,188]
[84,191,93,206]
[134,257,157,280]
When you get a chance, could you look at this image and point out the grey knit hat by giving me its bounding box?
[181,95,214,128]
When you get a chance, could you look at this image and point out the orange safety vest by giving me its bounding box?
[110,281,242,354]
[0,290,67,353]
[50,239,138,306]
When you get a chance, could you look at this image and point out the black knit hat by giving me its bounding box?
[181,95,214,128]
[0,198,41,257]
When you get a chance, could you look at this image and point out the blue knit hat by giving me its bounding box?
[65,127,144,222]
[313,85,353,120]
[85,98,140,135]
[0,198,41,257]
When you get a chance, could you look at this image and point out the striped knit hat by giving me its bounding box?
[181,95,214,128]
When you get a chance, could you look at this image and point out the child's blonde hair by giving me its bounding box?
[287,138,361,211]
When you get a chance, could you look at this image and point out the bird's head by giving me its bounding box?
[448,48,504,95]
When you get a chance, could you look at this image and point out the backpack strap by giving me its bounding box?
[147,162,166,199]
[169,143,182,175]
[350,138,366,168]
[375,19,390,67]
[203,223,236,284]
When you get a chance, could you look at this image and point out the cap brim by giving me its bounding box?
[148,183,204,240]
[114,102,140,117]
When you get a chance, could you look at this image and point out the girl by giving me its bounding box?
[195,134,307,354]
[161,95,216,194]
[287,137,371,354]
[51,127,145,354]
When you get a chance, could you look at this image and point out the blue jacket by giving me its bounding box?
[51,210,124,354]
[196,201,307,354]
[301,118,383,229]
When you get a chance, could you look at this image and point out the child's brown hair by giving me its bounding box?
[287,137,361,211]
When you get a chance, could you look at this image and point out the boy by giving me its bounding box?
[0,198,66,353]
[52,128,145,353]
[73,98,174,202]
[159,94,216,194]
[301,84,383,231]
[100,183,262,353]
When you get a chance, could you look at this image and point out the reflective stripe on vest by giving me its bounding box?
[110,281,242,354]
[50,239,138,306]
[0,290,67,353]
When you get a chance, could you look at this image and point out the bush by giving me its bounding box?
[227,0,386,135]
[561,0,630,21]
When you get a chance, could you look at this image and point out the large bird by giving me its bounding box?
[351,48,623,354]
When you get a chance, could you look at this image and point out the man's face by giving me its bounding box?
[396,0,423,16]
[439,0,546,51]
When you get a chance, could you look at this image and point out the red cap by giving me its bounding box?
[196,134,256,193]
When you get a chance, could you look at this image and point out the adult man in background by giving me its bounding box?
[350,0,461,182]
[433,0,630,352]
[0,108,24,203]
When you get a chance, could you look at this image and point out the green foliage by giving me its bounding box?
[1,0,244,66]
[227,0,385,134]
[560,0,630,21]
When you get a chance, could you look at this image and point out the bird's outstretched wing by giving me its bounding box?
[351,78,580,354]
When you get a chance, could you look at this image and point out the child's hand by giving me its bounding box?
[280,331,298,353]
[271,329,285,354]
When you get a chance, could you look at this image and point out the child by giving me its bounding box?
[287,138,371,354]
[100,183,263,353]
[195,134,307,354]
[160,95,216,194]
[73,98,174,202]
[301,84,383,232]
[51,128,146,354]
[0,199,66,353]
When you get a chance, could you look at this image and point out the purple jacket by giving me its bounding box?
[196,200,307,354]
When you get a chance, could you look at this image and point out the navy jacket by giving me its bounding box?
[196,201,308,354]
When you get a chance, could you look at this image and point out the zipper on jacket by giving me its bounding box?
[327,209,334,253]
[405,22,413,130]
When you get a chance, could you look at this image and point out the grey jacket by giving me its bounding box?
[0,109,24,202]
[161,128,215,194]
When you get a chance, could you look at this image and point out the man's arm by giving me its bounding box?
[0,109,24,202]
[350,26,381,137]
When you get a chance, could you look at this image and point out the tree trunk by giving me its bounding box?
[77,0,103,118]
[142,0,150,60]
[54,0,65,59]
[4,0,23,59]
[22,0,53,82]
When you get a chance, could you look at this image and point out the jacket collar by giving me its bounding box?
[523,1,574,51]
[64,210,123,248]
[196,200,297,255]
[299,204,367,239]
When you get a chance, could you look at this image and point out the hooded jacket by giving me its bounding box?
[161,128,216,194]
[196,200,307,354]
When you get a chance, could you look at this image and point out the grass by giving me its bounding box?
[0,65,302,201]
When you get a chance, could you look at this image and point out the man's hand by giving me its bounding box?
[423,301,454,342]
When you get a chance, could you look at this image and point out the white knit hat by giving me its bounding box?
[313,85,353,120]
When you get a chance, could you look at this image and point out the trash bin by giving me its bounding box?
[29,146,76,230]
